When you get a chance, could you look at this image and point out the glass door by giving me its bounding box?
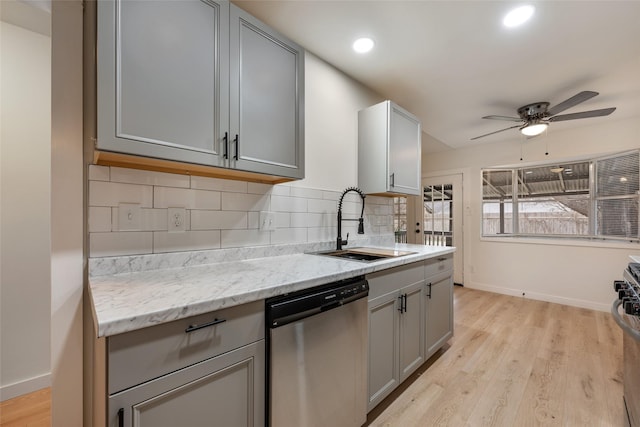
[422,174,463,285]
[423,184,453,246]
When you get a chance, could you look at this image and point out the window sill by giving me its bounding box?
[480,235,639,250]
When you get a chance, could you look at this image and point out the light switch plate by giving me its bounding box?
[259,211,275,231]
[118,203,141,231]
[168,207,187,232]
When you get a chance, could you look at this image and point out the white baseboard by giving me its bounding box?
[466,281,611,312]
[0,373,51,402]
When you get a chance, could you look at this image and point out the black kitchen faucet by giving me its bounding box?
[337,187,366,250]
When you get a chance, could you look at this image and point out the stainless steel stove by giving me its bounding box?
[613,262,640,427]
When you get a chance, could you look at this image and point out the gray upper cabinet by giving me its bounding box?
[97,0,229,166]
[96,0,304,180]
[358,100,422,196]
[229,5,304,179]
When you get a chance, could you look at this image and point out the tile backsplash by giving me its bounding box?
[88,165,395,258]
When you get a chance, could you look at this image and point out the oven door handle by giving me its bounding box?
[612,299,640,342]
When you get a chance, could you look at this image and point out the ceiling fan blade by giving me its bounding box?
[548,107,616,122]
[547,91,599,116]
[471,124,522,140]
[482,115,522,122]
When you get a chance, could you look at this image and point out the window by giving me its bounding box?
[424,184,454,246]
[482,151,639,243]
[393,197,407,243]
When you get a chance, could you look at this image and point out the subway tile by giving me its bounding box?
[308,198,336,214]
[191,210,248,230]
[247,182,273,195]
[221,193,269,212]
[110,167,190,188]
[322,190,340,201]
[153,230,221,253]
[274,212,291,228]
[220,229,270,248]
[154,187,221,210]
[270,228,307,245]
[291,212,321,228]
[89,232,153,257]
[89,181,153,207]
[88,165,110,181]
[341,200,364,215]
[271,184,291,196]
[88,207,112,232]
[289,186,324,199]
[248,212,260,229]
[307,227,336,243]
[271,195,307,213]
[191,176,247,193]
[111,208,172,231]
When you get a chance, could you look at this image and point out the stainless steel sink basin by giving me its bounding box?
[312,247,416,262]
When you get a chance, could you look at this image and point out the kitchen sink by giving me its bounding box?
[312,247,416,262]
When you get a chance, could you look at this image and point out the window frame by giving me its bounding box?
[481,150,640,244]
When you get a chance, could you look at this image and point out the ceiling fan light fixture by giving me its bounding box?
[503,5,535,28]
[520,122,548,137]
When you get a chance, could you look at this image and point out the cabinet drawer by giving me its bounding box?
[425,255,453,278]
[367,262,424,300]
[108,300,264,394]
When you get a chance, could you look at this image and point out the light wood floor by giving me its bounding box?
[0,387,50,427]
[366,286,623,427]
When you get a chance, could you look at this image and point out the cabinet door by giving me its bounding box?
[229,5,304,179]
[367,292,400,411]
[388,103,421,195]
[97,0,229,166]
[109,341,264,427]
[399,282,425,381]
[425,272,454,358]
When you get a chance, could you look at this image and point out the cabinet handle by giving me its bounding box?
[223,132,229,159]
[233,134,239,160]
[427,283,432,299]
[185,318,226,333]
[437,257,447,262]
[390,173,395,187]
[117,408,124,427]
[397,294,407,313]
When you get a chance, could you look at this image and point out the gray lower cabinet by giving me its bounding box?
[109,341,264,427]
[96,0,304,180]
[367,256,454,412]
[106,300,264,427]
[425,271,454,358]
[367,263,425,411]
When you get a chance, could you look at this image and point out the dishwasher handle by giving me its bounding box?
[267,277,368,328]
[612,299,640,342]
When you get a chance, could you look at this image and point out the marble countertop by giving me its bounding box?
[89,243,455,337]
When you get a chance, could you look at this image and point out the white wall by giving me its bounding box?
[425,116,640,310]
[0,20,52,400]
[297,52,383,190]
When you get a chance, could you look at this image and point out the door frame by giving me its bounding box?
[416,173,464,286]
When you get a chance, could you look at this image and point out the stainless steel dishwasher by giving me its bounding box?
[266,276,369,427]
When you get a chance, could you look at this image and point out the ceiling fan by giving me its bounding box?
[471,91,616,140]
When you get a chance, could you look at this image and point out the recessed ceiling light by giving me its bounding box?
[503,5,535,28]
[352,37,375,53]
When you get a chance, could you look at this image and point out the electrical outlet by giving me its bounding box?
[168,207,187,232]
[118,203,141,231]
[259,211,275,231]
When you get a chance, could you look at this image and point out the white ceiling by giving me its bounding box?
[234,1,640,151]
